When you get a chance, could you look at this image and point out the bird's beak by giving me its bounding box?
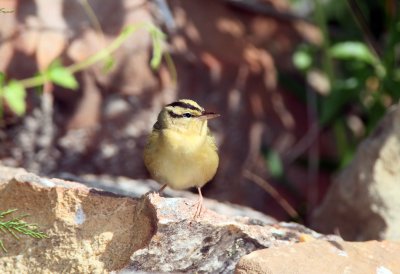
[199,111,220,120]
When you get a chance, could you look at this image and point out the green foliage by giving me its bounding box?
[265,150,284,179]
[0,209,49,253]
[0,23,168,119]
[148,26,166,69]
[293,49,312,71]
[273,2,400,219]
[288,0,400,169]
[47,61,79,89]
[0,72,4,86]
[330,41,377,65]
[102,56,116,73]
[3,81,26,116]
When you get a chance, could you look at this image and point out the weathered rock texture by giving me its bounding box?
[236,239,400,274]
[312,103,400,240]
[126,195,333,273]
[0,167,145,273]
[0,166,337,273]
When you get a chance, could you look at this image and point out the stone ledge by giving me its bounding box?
[0,166,339,273]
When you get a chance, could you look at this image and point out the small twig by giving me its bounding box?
[306,86,319,219]
[164,51,178,85]
[346,0,382,59]
[79,0,106,46]
[243,169,299,219]
[313,0,334,85]
[284,122,320,165]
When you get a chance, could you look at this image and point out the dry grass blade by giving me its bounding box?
[243,169,299,219]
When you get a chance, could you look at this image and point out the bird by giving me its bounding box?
[143,99,220,219]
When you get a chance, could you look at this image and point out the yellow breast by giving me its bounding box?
[143,129,219,190]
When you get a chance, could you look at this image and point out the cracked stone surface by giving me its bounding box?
[123,194,340,273]
[0,166,338,273]
[0,167,144,273]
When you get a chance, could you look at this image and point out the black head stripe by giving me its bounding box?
[168,110,184,118]
[166,101,202,112]
[167,110,201,119]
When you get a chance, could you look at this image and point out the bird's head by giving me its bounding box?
[156,99,219,134]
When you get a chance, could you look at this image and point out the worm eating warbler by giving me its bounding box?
[143,99,219,218]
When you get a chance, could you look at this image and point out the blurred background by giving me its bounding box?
[0,0,399,224]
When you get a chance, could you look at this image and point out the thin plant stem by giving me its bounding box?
[79,0,106,47]
[313,0,334,85]
[243,169,299,219]
[18,23,162,89]
[346,0,381,59]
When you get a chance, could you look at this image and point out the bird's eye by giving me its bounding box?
[182,113,192,118]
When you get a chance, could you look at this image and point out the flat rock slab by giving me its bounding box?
[236,239,400,274]
[0,166,338,273]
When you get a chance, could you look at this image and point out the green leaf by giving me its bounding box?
[0,72,5,86]
[266,150,283,178]
[319,82,359,126]
[293,50,312,71]
[3,81,26,116]
[48,64,78,89]
[149,27,166,69]
[102,56,116,73]
[330,42,376,64]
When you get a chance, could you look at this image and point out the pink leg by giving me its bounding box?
[193,187,204,219]
[158,183,167,193]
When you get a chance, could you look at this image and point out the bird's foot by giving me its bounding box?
[143,183,167,197]
[190,187,205,221]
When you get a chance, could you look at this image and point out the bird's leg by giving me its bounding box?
[193,187,204,219]
[158,183,167,193]
[144,183,167,198]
